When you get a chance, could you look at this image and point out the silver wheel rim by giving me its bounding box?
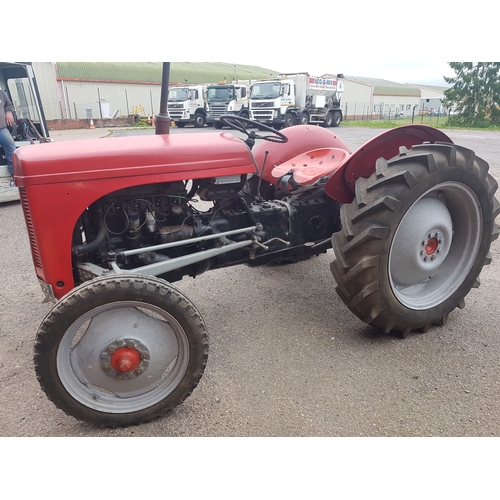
[389,182,482,310]
[57,301,189,414]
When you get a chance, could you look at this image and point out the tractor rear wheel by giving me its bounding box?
[34,274,208,426]
[331,143,499,337]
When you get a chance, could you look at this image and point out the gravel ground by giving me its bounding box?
[1,125,499,438]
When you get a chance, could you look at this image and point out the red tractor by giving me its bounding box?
[14,65,499,427]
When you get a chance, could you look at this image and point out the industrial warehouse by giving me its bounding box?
[10,62,448,128]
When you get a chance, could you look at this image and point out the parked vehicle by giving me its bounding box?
[14,63,499,427]
[1,62,50,202]
[206,82,250,128]
[250,73,344,128]
[167,84,207,128]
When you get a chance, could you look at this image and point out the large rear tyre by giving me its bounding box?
[34,274,208,427]
[331,143,499,337]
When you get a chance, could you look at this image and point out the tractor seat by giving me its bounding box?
[271,147,348,186]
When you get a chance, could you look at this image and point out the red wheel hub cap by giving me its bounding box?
[110,347,141,373]
[425,237,439,255]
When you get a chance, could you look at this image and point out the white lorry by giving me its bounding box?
[206,82,250,129]
[250,73,344,128]
[167,85,208,128]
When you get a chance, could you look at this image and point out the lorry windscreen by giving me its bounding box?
[250,82,281,99]
[207,87,234,101]
[168,88,189,101]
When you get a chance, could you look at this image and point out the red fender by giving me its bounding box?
[324,125,454,203]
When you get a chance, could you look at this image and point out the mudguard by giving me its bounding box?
[324,125,453,203]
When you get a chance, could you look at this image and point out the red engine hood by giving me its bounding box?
[13,132,255,187]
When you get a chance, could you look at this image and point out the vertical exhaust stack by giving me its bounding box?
[155,62,171,135]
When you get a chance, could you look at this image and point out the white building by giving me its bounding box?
[322,74,422,119]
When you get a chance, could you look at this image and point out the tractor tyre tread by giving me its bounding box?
[330,143,499,336]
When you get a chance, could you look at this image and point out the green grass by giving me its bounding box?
[341,116,500,131]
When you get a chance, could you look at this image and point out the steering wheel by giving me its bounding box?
[219,115,288,144]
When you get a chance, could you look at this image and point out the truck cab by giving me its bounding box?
[249,79,290,126]
[206,83,249,128]
[167,85,207,128]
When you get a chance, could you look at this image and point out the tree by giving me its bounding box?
[443,62,500,127]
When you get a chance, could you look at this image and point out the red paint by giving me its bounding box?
[110,347,141,373]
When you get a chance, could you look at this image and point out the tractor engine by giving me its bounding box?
[71,177,341,285]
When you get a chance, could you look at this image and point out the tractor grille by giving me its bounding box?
[20,188,42,269]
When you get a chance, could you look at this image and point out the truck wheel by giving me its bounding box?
[331,111,341,127]
[194,113,205,128]
[214,121,224,129]
[330,143,499,337]
[34,274,208,427]
[175,122,186,128]
[300,112,309,125]
[324,111,334,127]
[285,112,296,127]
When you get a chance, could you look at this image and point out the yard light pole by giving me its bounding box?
[156,62,171,135]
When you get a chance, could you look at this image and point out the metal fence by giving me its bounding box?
[341,101,449,124]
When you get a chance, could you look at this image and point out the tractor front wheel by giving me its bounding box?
[331,143,499,337]
[34,274,208,426]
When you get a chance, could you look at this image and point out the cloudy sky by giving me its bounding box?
[16,1,492,88]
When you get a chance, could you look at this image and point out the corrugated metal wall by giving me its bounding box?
[32,62,281,120]
[60,80,161,119]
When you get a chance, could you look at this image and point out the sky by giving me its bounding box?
[14,1,493,89]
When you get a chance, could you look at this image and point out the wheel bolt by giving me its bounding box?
[107,346,116,354]
[126,340,135,349]
[102,363,110,371]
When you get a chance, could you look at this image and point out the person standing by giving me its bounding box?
[0,89,17,186]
